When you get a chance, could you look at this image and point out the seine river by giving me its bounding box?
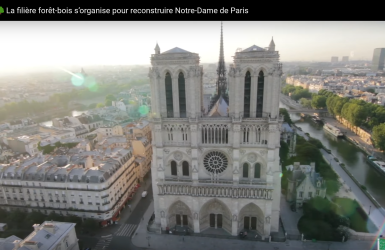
[279,101,385,209]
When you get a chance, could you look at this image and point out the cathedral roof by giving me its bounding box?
[207,95,228,117]
[162,47,192,54]
[242,45,266,52]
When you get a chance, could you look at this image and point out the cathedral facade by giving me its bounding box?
[148,24,283,237]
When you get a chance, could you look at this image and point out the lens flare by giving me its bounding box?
[84,76,98,92]
[280,173,283,178]
[138,105,149,116]
[71,73,85,86]
[55,66,85,87]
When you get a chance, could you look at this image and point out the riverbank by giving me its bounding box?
[293,127,381,233]
[321,116,385,161]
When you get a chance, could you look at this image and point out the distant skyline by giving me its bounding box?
[1,21,384,75]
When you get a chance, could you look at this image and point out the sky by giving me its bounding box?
[1,21,385,74]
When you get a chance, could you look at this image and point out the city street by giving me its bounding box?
[79,172,153,250]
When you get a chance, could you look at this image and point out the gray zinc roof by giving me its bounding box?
[162,47,192,54]
[242,45,266,52]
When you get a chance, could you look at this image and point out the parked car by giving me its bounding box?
[142,191,147,198]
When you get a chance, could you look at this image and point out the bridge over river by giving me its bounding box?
[280,94,328,115]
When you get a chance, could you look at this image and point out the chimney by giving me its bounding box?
[310,162,315,172]
[13,240,21,249]
[293,162,300,170]
[42,223,56,234]
[32,224,40,232]
[22,241,39,250]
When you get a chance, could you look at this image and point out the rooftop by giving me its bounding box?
[19,221,76,250]
[162,47,192,54]
[241,45,266,52]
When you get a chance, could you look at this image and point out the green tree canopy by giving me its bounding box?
[311,95,327,109]
[105,94,117,106]
[281,84,297,95]
[372,123,385,151]
[291,88,312,101]
[279,108,293,125]
[300,98,312,109]
[82,218,99,231]
[96,103,105,108]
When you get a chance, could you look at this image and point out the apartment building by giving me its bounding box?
[0,146,138,226]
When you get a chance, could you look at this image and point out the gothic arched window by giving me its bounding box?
[244,71,251,118]
[254,163,261,178]
[178,72,186,118]
[171,161,177,176]
[182,161,189,176]
[243,163,249,178]
[256,71,264,117]
[165,72,174,118]
[256,128,261,143]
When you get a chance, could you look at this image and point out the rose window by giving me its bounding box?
[204,151,228,173]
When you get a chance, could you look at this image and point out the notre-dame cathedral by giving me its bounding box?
[148,22,283,237]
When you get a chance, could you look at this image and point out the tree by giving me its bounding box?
[25,211,47,226]
[296,143,322,163]
[372,123,385,151]
[46,211,63,221]
[281,84,296,95]
[6,209,26,229]
[82,218,98,231]
[280,141,289,164]
[300,98,312,109]
[64,215,83,228]
[333,97,349,117]
[326,180,341,196]
[311,95,327,109]
[88,103,97,109]
[349,104,367,127]
[291,88,312,101]
[96,103,105,108]
[0,208,8,221]
[279,108,293,125]
[105,94,117,106]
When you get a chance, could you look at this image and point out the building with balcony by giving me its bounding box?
[131,137,152,182]
[0,146,138,226]
[123,120,151,142]
[148,23,283,238]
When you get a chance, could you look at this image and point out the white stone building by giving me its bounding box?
[112,100,127,112]
[0,147,138,226]
[148,24,283,237]
[2,221,80,250]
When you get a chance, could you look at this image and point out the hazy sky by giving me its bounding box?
[1,21,384,74]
